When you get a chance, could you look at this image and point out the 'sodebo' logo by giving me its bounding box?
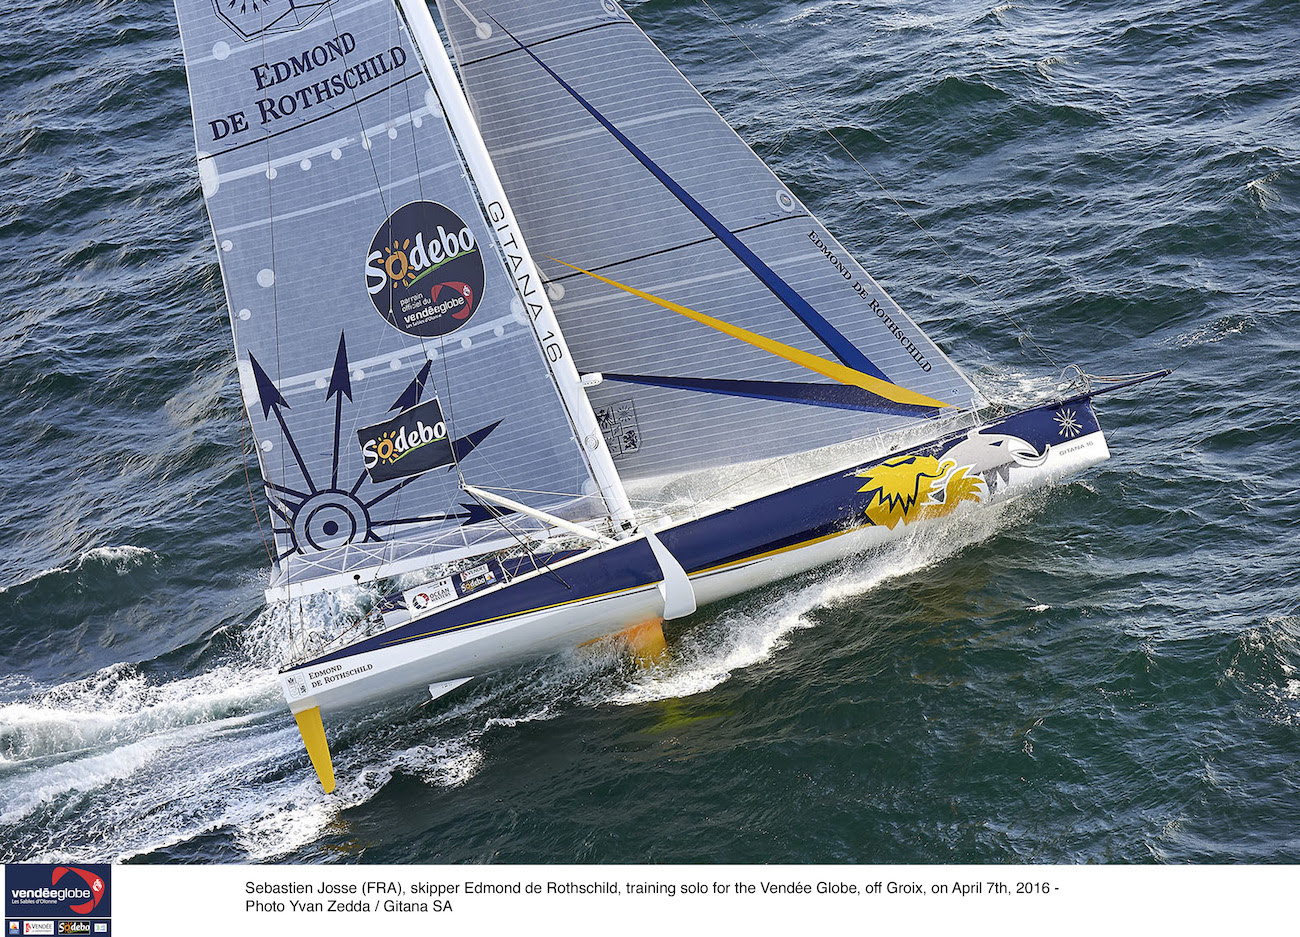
[365,201,485,337]
[356,398,455,482]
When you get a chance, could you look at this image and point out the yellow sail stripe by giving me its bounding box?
[550,259,949,410]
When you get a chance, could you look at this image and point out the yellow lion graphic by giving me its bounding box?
[854,455,985,529]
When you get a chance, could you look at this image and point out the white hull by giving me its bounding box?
[281,423,1109,716]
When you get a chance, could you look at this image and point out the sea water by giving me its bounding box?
[0,0,1296,862]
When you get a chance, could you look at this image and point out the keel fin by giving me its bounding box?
[621,617,667,664]
[294,706,336,794]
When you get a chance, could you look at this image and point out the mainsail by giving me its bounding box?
[436,0,984,480]
[174,0,616,599]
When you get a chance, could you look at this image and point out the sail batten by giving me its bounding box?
[211,160,465,233]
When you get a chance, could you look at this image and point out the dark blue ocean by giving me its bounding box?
[1,0,1297,863]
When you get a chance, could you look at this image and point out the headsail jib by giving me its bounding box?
[435,0,985,481]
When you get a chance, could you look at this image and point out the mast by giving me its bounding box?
[395,0,637,533]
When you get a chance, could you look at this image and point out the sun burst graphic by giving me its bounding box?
[1054,408,1082,438]
[245,331,501,563]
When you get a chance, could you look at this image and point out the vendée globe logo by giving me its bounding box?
[6,865,109,918]
[365,200,485,337]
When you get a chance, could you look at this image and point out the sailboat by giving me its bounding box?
[172,0,1163,792]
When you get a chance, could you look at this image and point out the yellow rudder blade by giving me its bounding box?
[294,706,336,794]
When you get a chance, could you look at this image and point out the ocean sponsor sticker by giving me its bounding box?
[366,201,485,337]
[6,866,110,921]
[404,577,456,613]
[23,925,53,936]
[356,398,454,483]
[58,923,91,936]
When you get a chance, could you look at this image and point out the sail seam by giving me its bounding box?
[545,213,812,283]
[484,105,714,157]
[457,20,628,69]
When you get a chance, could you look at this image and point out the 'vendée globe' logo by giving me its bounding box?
[366,200,485,337]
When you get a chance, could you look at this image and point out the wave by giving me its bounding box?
[605,497,1031,708]
[1168,313,1255,349]
[0,545,158,596]
[1220,614,1300,727]
[0,662,275,765]
[0,595,489,862]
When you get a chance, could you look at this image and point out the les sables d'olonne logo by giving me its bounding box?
[365,200,485,338]
[356,398,454,483]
